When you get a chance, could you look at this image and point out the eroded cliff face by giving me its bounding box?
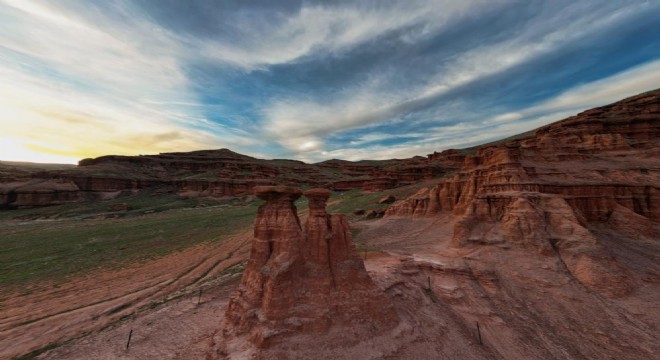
[0,179,83,209]
[0,150,453,209]
[452,194,633,297]
[388,90,660,221]
[223,186,397,353]
[386,89,659,297]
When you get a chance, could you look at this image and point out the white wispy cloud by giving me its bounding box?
[471,59,660,138]
[200,0,488,71]
[0,0,657,164]
[502,60,660,119]
[0,0,255,163]
[323,58,660,161]
[259,1,652,157]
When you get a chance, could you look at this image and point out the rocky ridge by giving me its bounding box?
[0,150,457,209]
[386,89,660,297]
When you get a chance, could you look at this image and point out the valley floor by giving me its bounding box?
[13,215,659,360]
[0,227,251,360]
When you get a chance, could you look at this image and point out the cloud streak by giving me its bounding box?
[0,0,659,163]
[0,0,255,163]
[258,1,659,159]
[348,59,660,161]
[199,0,489,70]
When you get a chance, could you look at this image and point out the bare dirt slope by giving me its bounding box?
[37,277,240,360]
[355,216,660,359]
[32,216,658,359]
[0,230,251,360]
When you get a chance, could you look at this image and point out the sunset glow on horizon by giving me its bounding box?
[2,0,660,164]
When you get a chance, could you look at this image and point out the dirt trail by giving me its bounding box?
[0,230,252,360]
[37,277,241,360]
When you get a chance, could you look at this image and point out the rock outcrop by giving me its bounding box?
[387,89,660,221]
[378,194,396,204]
[453,194,633,296]
[223,186,397,350]
[0,179,83,209]
[1,150,455,209]
[386,88,660,297]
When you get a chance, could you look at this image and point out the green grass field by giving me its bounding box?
[0,190,241,221]
[0,185,424,293]
[0,203,259,291]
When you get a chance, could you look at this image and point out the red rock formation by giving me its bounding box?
[452,194,632,296]
[0,179,83,209]
[2,149,448,209]
[607,203,654,239]
[174,179,274,198]
[224,186,397,349]
[362,177,398,192]
[388,89,660,221]
[378,194,396,204]
[386,89,660,297]
[365,208,387,219]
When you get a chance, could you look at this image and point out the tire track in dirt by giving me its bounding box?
[0,257,213,359]
[0,231,252,359]
[0,252,213,331]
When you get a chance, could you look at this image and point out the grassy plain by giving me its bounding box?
[0,197,259,291]
[0,184,426,292]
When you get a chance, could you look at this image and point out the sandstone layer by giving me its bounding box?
[222,186,397,354]
[0,149,456,209]
[386,89,660,297]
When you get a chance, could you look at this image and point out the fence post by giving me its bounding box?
[126,329,133,350]
[477,322,482,345]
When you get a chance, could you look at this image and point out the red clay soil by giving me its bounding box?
[23,211,658,359]
[352,216,660,360]
[0,230,252,360]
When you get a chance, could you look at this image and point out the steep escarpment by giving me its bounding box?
[222,186,397,356]
[387,89,660,297]
[388,89,660,220]
[0,149,457,209]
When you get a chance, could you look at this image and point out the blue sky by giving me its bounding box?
[1,0,659,163]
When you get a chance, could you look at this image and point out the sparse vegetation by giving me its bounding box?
[0,191,231,221]
[353,242,379,253]
[329,189,389,215]
[0,183,426,292]
[0,182,425,294]
[328,182,429,217]
[0,202,259,290]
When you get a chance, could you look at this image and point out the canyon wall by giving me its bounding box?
[0,149,457,209]
[386,89,660,297]
[387,89,660,221]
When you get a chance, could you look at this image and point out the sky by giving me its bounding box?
[1,0,660,164]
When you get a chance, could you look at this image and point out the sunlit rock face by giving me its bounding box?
[224,186,397,348]
[385,89,660,297]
